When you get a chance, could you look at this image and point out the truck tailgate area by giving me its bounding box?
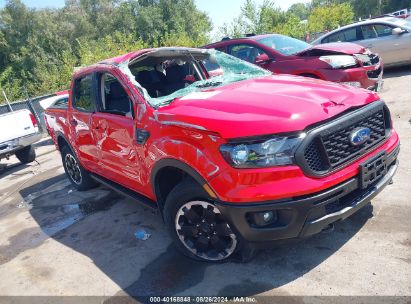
[0,109,39,144]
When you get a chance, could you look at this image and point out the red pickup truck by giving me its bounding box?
[45,47,399,262]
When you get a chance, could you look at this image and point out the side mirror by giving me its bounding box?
[392,27,405,35]
[254,53,271,65]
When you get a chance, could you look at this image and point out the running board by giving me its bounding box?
[90,173,158,211]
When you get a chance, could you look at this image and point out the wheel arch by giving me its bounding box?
[55,132,83,166]
[151,158,215,213]
[55,132,71,151]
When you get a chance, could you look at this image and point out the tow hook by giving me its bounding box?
[321,223,335,233]
[389,179,394,185]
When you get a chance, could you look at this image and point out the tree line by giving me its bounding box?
[0,0,410,103]
[219,0,411,39]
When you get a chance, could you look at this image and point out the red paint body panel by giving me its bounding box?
[55,89,70,96]
[45,47,398,209]
[157,75,379,139]
[208,131,399,203]
[301,42,366,54]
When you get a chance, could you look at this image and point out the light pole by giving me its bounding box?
[2,90,13,112]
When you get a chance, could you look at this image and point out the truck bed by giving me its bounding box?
[44,107,69,146]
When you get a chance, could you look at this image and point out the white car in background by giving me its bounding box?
[312,17,411,67]
[39,94,69,110]
[0,109,42,164]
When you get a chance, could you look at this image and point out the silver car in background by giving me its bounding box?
[312,18,411,67]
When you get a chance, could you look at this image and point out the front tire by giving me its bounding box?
[164,179,241,262]
[61,146,97,191]
[15,145,36,164]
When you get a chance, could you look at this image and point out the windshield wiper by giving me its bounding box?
[155,98,178,107]
[195,81,222,88]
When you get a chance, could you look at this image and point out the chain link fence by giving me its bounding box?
[0,94,55,133]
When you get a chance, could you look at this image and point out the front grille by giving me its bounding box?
[296,101,390,176]
[303,139,329,172]
[367,66,382,79]
[362,53,380,67]
[369,54,379,65]
[322,110,386,168]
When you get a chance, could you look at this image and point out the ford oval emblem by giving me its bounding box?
[349,127,371,146]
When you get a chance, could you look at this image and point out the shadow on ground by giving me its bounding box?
[0,162,32,178]
[16,174,375,301]
[383,65,411,79]
[0,137,54,178]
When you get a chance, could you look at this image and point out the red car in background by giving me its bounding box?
[204,34,383,91]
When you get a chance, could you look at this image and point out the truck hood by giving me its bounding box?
[155,75,379,139]
[299,42,366,56]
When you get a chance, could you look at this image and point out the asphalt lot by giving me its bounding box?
[0,67,410,302]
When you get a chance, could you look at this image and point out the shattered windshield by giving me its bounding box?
[257,34,310,56]
[121,49,271,107]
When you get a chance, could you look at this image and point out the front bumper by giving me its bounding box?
[216,145,399,243]
[0,132,42,158]
[319,63,383,91]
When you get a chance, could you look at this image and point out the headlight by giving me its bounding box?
[354,53,371,65]
[220,135,304,168]
[319,55,358,69]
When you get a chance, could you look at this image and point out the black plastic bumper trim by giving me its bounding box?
[215,144,399,243]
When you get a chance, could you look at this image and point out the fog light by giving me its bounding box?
[263,211,274,222]
[250,211,278,227]
[341,81,361,88]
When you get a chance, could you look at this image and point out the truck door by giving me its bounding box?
[91,72,144,192]
[68,73,101,173]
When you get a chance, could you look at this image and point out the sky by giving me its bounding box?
[0,0,311,36]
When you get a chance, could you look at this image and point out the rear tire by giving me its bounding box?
[15,145,36,164]
[61,146,98,191]
[164,179,251,262]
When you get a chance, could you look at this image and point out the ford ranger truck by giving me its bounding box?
[45,47,399,262]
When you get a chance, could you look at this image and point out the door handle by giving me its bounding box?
[69,119,78,126]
